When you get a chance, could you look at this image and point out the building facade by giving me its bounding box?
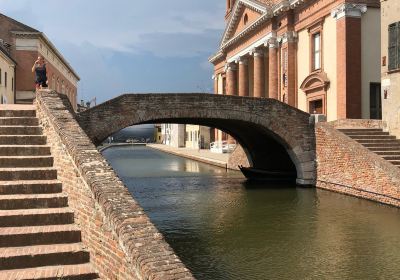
[0,13,79,109]
[185,125,212,149]
[381,0,400,137]
[210,0,381,124]
[161,124,185,148]
[0,41,16,104]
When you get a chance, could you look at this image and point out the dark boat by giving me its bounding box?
[238,165,296,182]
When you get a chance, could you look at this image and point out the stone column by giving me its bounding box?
[253,49,265,98]
[268,37,279,100]
[226,63,238,96]
[213,75,218,94]
[238,58,249,97]
[332,3,366,119]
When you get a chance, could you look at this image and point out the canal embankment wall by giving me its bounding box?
[147,144,229,169]
[36,90,194,280]
[316,121,400,207]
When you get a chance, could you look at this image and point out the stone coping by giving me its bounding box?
[36,90,194,280]
[329,119,384,129]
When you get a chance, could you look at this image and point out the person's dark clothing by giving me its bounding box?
[35,63,47,87]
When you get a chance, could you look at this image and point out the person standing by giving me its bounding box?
[31,56,48,89]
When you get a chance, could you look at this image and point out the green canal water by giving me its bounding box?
[103,146,400,280]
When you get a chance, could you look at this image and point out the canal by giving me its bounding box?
[103,146,400,280]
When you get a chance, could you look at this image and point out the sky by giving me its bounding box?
[0,0,226,103]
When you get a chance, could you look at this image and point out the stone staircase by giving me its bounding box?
[0,105,99,279]
[339,128,400,167]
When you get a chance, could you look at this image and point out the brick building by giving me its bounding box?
[381,0,400,137]
[210,0,381,141]
[0,13,79,109]
[0,40,16,104]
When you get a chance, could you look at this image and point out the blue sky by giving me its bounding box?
[0,0,225,103]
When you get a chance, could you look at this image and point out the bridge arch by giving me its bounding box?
[77,94,316,185]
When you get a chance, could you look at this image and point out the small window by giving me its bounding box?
[4,72,7,88]
[313,33,321,70]
[0,68,2,84]
[388,22,400,71]
[244,14,248,25]
[309,99,323,114]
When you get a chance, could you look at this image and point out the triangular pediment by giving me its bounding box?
[231,6,263,37]
[220,0,270,47]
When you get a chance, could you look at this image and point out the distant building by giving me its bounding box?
[210,0,381,142]
[161,124,185,148]
[0,40,16,104]
[381,0,400,137]
[185,125,212,149]
[0,13,79,109]
[154,124,163,144]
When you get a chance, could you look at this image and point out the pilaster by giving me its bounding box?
[332,3,366,119]
[268,36,279,100]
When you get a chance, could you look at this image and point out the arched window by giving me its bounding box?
[244,14,248,25]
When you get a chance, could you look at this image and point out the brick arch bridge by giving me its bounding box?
[77,93,316,185]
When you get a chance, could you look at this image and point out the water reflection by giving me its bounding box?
[103,146,400,280]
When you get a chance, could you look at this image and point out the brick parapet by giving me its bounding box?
[316,122,400,207]
[36,90,194,280]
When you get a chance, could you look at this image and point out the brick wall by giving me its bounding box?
[36,90,194,280]
[316,122,400,207]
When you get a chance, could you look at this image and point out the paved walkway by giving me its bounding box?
[147,144,230,169]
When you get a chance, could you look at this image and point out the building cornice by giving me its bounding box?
[12,31,80,81]
[331,3,367,20]
[209,50,225,63]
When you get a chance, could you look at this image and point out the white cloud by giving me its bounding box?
[0,0,225,56]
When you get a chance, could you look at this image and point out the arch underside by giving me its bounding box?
[111,118,297,175]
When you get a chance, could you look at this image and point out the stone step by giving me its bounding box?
[388,160,400,166]
[0,145,50,156]
[0,126,42,135]
[0,263,99,280]
[0,156,53,168]
[0,208,74,227]
[0,117,39,126]
[367,145,400,151]
[0,167,57,181]
[0,193,68,210]
[340,130,388,136]
[339,129,383,133]
[0,224,81,247]
[0,180,62,195]
[382,155,400,161]
[348,135,396,140]
[374,151,400,156]
[0,110,36,118]
[0,243,90,270]
[0,135,47,145]
[355,139,400,144]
